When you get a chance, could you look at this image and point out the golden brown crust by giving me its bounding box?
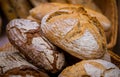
[58,59,120,77]
[30,3,111,32]
[41,7,107,59]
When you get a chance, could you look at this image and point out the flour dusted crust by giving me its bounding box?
[0,51,49,77]
[30,3,111,31]
[58,59,120,77]
[41,7,107,59]
[6,19,65,73]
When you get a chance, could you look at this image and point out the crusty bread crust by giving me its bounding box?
[41,7,107,59]
[59,59,120,77]
[6,19,65,73]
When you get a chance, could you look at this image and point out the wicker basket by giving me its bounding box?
[93,0,118,49]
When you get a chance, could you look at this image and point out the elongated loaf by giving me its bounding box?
[6,19,65,73]
[59,59,120,77]
[41,7,107,59]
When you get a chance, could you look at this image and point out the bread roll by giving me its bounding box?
[59,59,120,77]
[30,3,111,31]
[6,19,65,73]
[0,50,49,77]
[41,7,107,59]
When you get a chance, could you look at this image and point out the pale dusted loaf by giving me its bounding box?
[59,59,120,77]
[41,7,107,59]
[6,19,65,73]
[29,3,111,31]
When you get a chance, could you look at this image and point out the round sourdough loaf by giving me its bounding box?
[58,59,120,77]
[6,19,65,73]
[41,7,107,59]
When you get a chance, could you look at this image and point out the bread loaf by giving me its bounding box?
[59,59,120,77]
[6,19,65,73]
[0,50,49,77]
[41,7,107,59]
[30,3,111,31]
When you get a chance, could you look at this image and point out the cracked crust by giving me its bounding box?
[29,3,111,31]
[41,7,107,59]
[0,51,49,77]
[58,59,120,77]
[6,19,65,73]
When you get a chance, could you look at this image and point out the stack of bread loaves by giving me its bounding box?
[4,2,120,77]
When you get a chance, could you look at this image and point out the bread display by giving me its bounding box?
[59,59,120,77]
[6,19,65,73]
[0,1,119,77]
[41,7,107,59]
[29,3,111,32]
[0,50,49,77]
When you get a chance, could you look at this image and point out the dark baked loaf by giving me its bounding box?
[41,7,107,59]
[6,19,65,73]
